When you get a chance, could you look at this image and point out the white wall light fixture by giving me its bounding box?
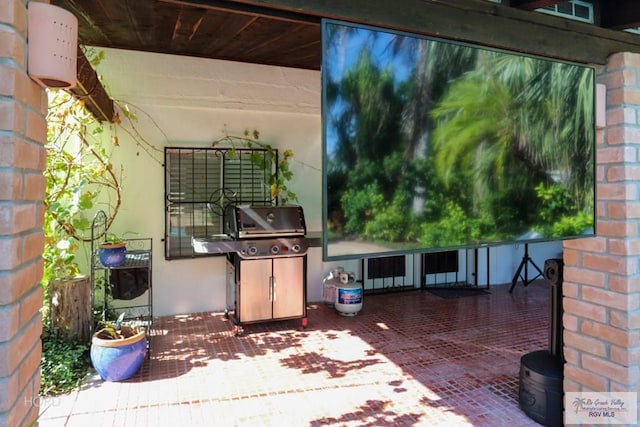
[27,2,78,89]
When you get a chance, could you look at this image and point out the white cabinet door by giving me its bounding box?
[238,259,272,322]
[272,257,304,319]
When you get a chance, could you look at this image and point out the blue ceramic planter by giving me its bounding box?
[90,329,147,381]
[99,244,127,267]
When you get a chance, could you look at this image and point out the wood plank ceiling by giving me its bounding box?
[50,0,640,121]
[53,0,322,71]
[53,0,640,70]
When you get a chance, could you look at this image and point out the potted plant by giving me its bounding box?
[90,313,147,381]
[98,233,128,267]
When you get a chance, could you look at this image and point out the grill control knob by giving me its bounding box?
[291,244,301,253]
[247,246,258,256]
[270,245,280,255]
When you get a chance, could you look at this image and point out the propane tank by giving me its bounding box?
[335,272,363,316]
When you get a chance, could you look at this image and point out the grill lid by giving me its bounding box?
[225,205,306,239]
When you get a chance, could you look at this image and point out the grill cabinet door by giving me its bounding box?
[272,257,304,319]
[238,259,273,322]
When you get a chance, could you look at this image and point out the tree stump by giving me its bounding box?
[50,275,92,343]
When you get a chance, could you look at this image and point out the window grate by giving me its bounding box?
[164,147,276,259]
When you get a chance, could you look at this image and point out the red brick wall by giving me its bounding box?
[0,1,47,426]
[1,1,640,425]
[563,52,640,403]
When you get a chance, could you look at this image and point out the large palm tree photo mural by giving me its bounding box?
[322,20,595,260]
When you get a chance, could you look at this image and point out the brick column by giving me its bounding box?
[0,1,47,426]
[563,52,640,408]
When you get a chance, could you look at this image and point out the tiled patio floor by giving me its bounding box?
[39,280,550,426]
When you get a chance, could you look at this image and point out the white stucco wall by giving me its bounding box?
[89,47,561,316]
[91,48,330,316]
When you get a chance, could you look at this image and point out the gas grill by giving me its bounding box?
[192,205,312,335]
[226,204,310,258]
[192,205,311,259]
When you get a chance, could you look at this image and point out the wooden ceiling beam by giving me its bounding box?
[219,0,640,65]
[69,47,115,123]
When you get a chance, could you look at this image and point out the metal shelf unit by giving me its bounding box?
[90,211,153,338]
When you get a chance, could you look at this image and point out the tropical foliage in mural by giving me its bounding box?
[323,21,595,258]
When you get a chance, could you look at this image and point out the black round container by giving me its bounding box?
[519,350,563,427]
